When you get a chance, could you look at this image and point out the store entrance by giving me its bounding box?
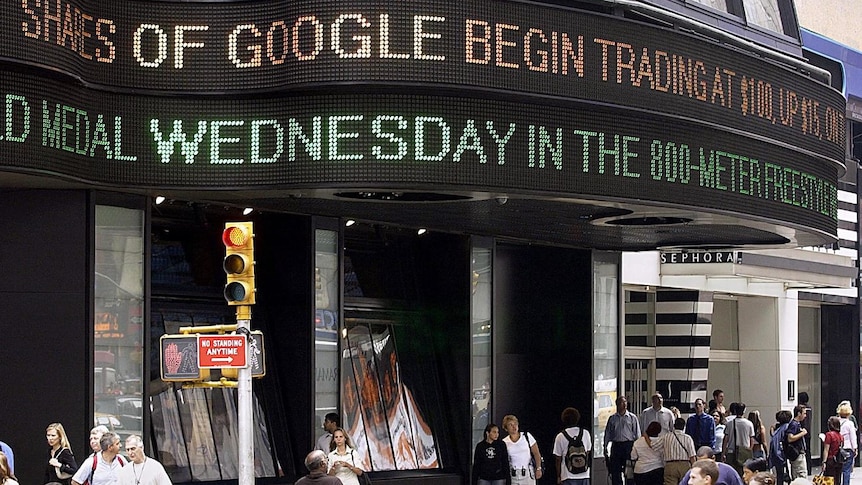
[625,359,654,418]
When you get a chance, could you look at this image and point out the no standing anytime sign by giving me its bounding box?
[198,335,248,368]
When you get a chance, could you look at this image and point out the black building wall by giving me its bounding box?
[0,190,91,483]
[494,244,593,481]
[253,213,314,480]
[404,233,471,475]
[821,304,860,428]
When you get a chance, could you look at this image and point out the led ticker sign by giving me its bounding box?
[0,70,839,236]
[0,0,845,162]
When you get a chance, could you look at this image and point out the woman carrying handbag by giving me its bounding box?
[821,417,843,485]
[44,423,77,485]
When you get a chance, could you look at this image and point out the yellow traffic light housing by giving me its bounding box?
[223,222,255,305]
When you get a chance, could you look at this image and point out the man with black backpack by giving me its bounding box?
[554,407,592,485]
[785,406,809,480]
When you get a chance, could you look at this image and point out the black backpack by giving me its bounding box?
[562,428,589,474]
[782,425,803,461]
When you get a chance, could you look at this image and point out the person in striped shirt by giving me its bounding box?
[662,418,696,485]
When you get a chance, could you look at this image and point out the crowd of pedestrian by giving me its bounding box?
[0,423,172,485]
[449,389,858,485]
[602,390,861,485]
[7,394,856,485]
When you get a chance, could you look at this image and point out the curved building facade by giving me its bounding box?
[0,1,848,484]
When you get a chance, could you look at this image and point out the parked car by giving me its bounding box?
[117,396,143,432]
[94,413,124,431]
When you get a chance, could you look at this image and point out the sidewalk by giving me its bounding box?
[808,464,858,485]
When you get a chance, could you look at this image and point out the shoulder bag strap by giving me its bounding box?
[671,430,687,454]
[727,419,736,450]
[88,453,98,485]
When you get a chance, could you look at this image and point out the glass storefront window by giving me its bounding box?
[314,229,340,446]
[689,0,730,13]
[94,205,145,442]
[593,254,619,457]
[689,0,786,34]
[798,306,820,354]
[150,309,277,481]
[147,207,282,482]
[338,225,446,472]
[470,243,492,448]
[798,363,821,443]
[710,298,739,351]
[341,321,440,470]
[742,0,784,33]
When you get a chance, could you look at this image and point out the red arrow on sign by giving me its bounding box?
[198,335,247,368]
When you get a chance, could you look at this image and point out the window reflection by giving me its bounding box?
[150,309,277,482]
[342,323,440,471]
[151,389,191,482]
[149,387,276,482]
[314,229,340,446]
[688,0,785,34]
[182,389,221,481]
[593,255,619,457]
[471,245,492,447]
[689,0,729,13]
[94,206,145,444]
[742,0,784,32]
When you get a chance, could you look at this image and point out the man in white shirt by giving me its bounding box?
[721,402,754,477]
[554,407,592,485]
[641,392,674,436]
[118,435,172,485]
[315,413,340,453]
[71,432,126,485]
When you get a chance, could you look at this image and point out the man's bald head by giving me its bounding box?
[696,446,716,460]
[304,450,327,472]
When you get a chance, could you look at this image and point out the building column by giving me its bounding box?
[737,293,796,422]
[655,290,714,414]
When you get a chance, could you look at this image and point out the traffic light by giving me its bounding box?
[222,222,255,305]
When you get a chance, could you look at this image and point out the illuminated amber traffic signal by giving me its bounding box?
[223,222,255,305]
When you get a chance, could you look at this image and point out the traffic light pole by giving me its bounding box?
[236,305,254,485]
[221,222,256,485]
